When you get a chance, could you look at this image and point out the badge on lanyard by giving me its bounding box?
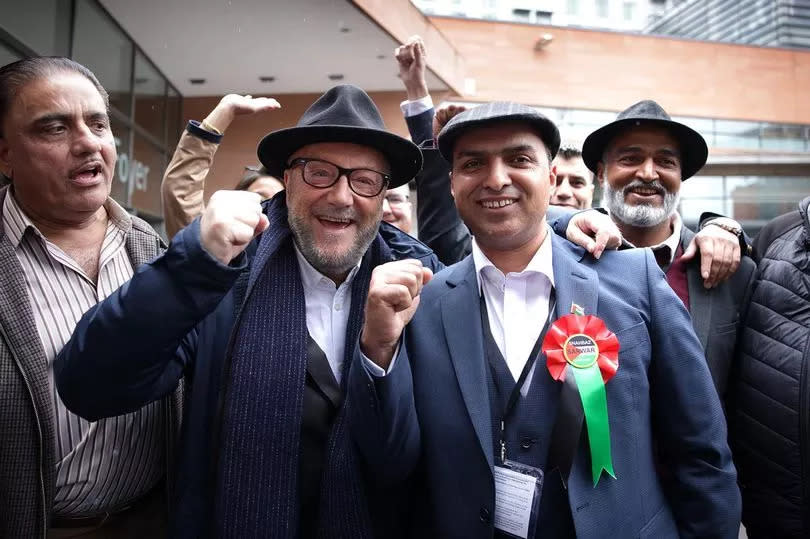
[493,462,543,538]
[542,313,620,486]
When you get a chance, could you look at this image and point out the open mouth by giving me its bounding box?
[70,163,104,185]
[480,199,517,209]
[317,215,354,230]
[627,186,663,197]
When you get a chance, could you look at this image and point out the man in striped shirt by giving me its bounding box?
[0,57,175,538]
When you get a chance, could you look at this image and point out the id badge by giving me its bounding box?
[493,460,544,539]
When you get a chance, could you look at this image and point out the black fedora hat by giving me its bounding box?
[581,100,708,180]
[437,102,561,163]
[257,85,422,189]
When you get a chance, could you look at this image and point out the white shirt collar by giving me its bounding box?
[623,213,683,265]
[293,244,361,290]
[471,225,555,291]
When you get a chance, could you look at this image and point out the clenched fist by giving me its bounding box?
[200,190,269,265]
[361,259,433,369]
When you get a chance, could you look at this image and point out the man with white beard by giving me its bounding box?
[581,100,755,402]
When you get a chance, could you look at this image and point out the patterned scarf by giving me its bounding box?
[214,196,391,538]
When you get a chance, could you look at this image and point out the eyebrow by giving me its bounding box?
[614,145,681,158]
[32,111,109,126]
[456,144,538,158]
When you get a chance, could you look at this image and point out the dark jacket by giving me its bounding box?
[0,186,180,539]
[350,235,741,538]
[53,208,442,539]
[678,226,756,400]
[729,196,810,539]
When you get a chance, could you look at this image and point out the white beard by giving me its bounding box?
[602,175,680,228]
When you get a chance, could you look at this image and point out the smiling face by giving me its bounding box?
[382,184,412,233]
[450,122,555,255]
[0,71,116,225]
[283,141,388,282]
[550,154,594,210]
[598,125,682,228]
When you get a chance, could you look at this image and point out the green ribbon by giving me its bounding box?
[571,365,616,486]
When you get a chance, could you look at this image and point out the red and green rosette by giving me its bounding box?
[542,314,619,486]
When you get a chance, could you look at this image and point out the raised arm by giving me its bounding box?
[161,94,280,239]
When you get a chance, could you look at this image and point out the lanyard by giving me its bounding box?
[479,287,556,463]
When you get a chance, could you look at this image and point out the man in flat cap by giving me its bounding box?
[54,84,441,539]
[352,102,741,538]
[582,100,756,400]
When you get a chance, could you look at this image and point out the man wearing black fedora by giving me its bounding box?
[352,101,740,538]
[53,84,442,538]
[581,100,756,401]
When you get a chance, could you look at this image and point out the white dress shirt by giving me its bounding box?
[400,95,434,117]
[294,246,360,385]
[473,230,555,392]
[623,213,683,266]
[3,191,164,516]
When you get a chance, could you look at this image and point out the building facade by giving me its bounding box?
[410,0,684,31]
[2,0,808,235]
[646,0,810,50]
[0,0,182,230]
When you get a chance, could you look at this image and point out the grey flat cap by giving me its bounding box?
[437,102,561,163]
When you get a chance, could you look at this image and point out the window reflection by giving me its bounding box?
[128,135,168,219]
[72,0,134,116]
[0,0,70,56]
[134,51,167,144]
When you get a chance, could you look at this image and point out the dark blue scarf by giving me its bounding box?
[214,197,392,538]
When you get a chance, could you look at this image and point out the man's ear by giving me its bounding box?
[449,171,455,199]
[548,164,557,189]
[282,169,290,187]
[596,162,606,184]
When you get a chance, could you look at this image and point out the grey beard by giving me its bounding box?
[288,211,379,279]
[603,178,680,228]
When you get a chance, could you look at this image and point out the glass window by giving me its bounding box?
[567,0,579,16]
[595,0,609,18]
[680,175,724,199]
[0,0,70,55]
[513,8,531,21]
[128,135,167,218]
[714,119,760,137]
[622,1,635,21]
[166,86,183,148]
[715,134,760,150]
[0,41,21,67]
[134,51,167,143]
[726,176,810,223]
[110,115,132,206]
[72,0,134,116]
[680,198,726,228]
[536,11,552,24]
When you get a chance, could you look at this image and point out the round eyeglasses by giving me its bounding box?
[287,158,390,198]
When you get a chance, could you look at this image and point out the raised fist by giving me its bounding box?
[199,190,269,265]
[361,259,433,369]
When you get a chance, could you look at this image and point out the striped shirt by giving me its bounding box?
[3,191,164,517]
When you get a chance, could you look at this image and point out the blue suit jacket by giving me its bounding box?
[349,233,740,538]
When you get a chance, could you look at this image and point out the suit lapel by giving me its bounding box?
[548,236,603,506]
[550,235,599,320]
[680,228,711,349]
[441,257,494,468]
